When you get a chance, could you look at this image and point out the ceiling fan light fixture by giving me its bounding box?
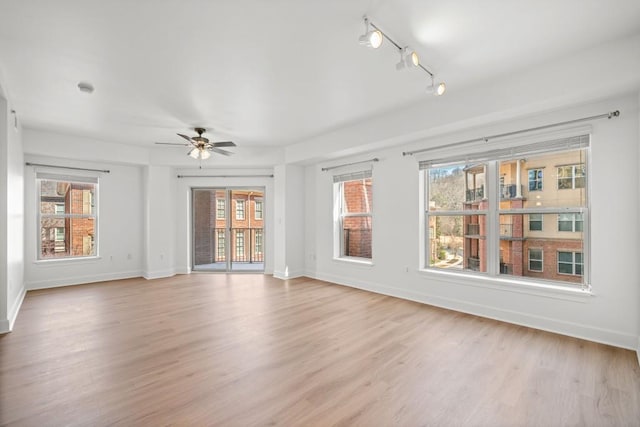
[188,148,200,159]
[200,149,211,160]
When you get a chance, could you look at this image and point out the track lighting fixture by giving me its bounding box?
[359,17,383,48]
[359,15,445,96]
[396,47,419,70]
[425,78,446,96]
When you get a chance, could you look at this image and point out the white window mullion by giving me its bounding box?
[486,160,499,276]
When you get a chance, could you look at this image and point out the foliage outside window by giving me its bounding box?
[334,170,372,260]
[38,174,97,260]
[422,135,589,288]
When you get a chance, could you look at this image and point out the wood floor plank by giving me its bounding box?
[1,274,639,426]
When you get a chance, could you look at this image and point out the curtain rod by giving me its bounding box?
[25,162,110,173]
[321,158,379,172]
[177,174,274,178]
[402,110,620,157]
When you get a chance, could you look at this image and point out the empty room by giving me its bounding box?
[1,1,640,425]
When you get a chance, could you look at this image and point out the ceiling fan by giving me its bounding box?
[155,127,236,160]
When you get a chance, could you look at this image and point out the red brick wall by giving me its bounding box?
[342,179,372,258]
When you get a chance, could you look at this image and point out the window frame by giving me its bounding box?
[557,251,583,276]
[528,248,543,272]
[36,173,99,261]
[558,213,583,232]
[216,199,225,219]
[557,164,586,190]
[420,134,590,291]
[529,213,543,231]
[255,200,263,220]
[235,199,245,220]
[528,168,543,191]
[333,170,373,262]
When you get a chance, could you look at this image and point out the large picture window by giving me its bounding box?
[334,170,372,260]
[422,135,589,288]
[37,173,98,260]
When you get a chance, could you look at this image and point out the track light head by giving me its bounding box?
[426,81,446,96]
[396,47,420,70]
[359,29,383,49]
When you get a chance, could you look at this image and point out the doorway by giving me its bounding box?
[192,187,265,272]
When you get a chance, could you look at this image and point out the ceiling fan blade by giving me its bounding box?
[155,142,190,146]
[177,133,195,143]
[210,147,234,156]
[211,141,236,147]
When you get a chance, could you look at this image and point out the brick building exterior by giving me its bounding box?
[193,189,264,266]
[462,150,585,284]
[341,178,372,258]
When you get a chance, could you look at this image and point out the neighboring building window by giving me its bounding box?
[558,213,583,232]
[557,164,585,189]
[37,173,97,260]
[236,200,245,220]
[255,200,263,220]
[558,251,583,276]
[529,213,543,231]
[422,134,589,287]
[528,169,543,191]
[334,170,373,260]
[216,230,225,261]
[235,230,244,259]
[217,199,225,219]
[255,229,263,254]
[528,249,543,272]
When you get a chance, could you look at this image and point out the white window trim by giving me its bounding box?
[557,250,583,276]
[529,213,543,231]
[36,173,99,261]
[419,132,591,291]
[235,199,245,220]
[332,170,373,263]
[528,248,543,272]
[528,168,543,191]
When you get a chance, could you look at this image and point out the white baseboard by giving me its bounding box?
[0,319,9,334]
[7,285,26,331]
[637,337,640,367]
[273,269,305,280]
[26,270,143,290]
[311,271,638,351]
[143,269,176,280]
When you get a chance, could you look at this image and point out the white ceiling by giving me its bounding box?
[1,0,639,149]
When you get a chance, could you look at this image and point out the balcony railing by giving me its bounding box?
[465,186,484,202]
[466,223,480,235]
[213,227,264,263]
[500,184,523,199]
[467,257,480,271]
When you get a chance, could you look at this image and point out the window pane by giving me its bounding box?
[500,149,587,209]
[428,214,486,273]
[428,165,484,211]
[40,180,96,215]
[41,217,95,258]
[558,251,573,263]
[558,262,574,274]
[342,178,372,214]
[342,216,372,258]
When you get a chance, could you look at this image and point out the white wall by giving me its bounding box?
[143,165,176,279]
[0,85,26,333]
[174,168,275,274]
[305,93,640,350]
[23,155,145,289]
[273,164,305,279]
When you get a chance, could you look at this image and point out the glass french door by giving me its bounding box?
[192,187,265,272]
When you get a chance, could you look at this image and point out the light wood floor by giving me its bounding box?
[1,275,639,426]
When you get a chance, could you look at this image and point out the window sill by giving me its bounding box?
[418,268,593,302]
[34,256,101,266]
[333,257,374,267]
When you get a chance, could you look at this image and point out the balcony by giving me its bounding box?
[465,186,484,202]
[467,257,481,271]
[500,184,523,199]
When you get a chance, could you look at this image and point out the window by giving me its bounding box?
[255,200,263,220]
[334,170,372,260]
[217,199,225,219]
[558,251,583,276]
[235,230,244,259]
[421,134,589,287]
[557,164,585,189]
[216,230,225,261]
[529,213,543,231]
[528,169,543,191]
[528,249,543,272]
[235,200,245,220]
[37,173,97,260]
[255,229,263,254]
[558,213,583,232]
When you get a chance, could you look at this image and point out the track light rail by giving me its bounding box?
[402,110,620,156]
